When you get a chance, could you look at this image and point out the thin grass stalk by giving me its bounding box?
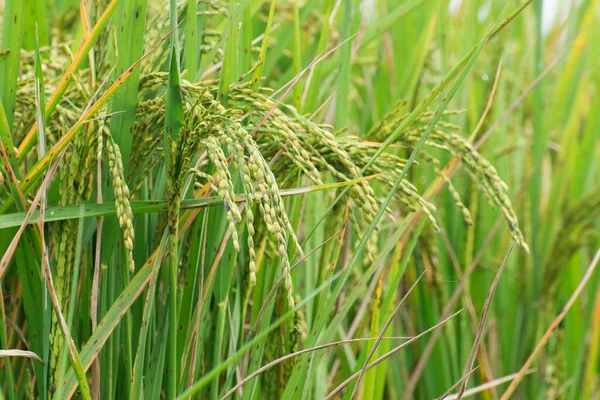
[109,0,147,172]
[583,280,600,398]
[212,298,228,400]
[222,336,414,399]
[0,100,19,175]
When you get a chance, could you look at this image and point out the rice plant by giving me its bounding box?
[0,0,598,399]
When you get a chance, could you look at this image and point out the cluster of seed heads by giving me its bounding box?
[11,51,528,310]
[216,117,303,306]
[105,135,136,272]
[367,101,528,251]
[133,72,529,293]
[227,83,383,262]
[156,93,303,306]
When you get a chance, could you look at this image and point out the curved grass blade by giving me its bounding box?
[0,98,19,174]
[0,350,42,361]
[184,0,199,77]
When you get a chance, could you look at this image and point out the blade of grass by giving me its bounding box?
[0,97,19,175]
[291,0,303,108]
[583,280,600,399]
[528,0,545,337]
[442,370,535,400]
